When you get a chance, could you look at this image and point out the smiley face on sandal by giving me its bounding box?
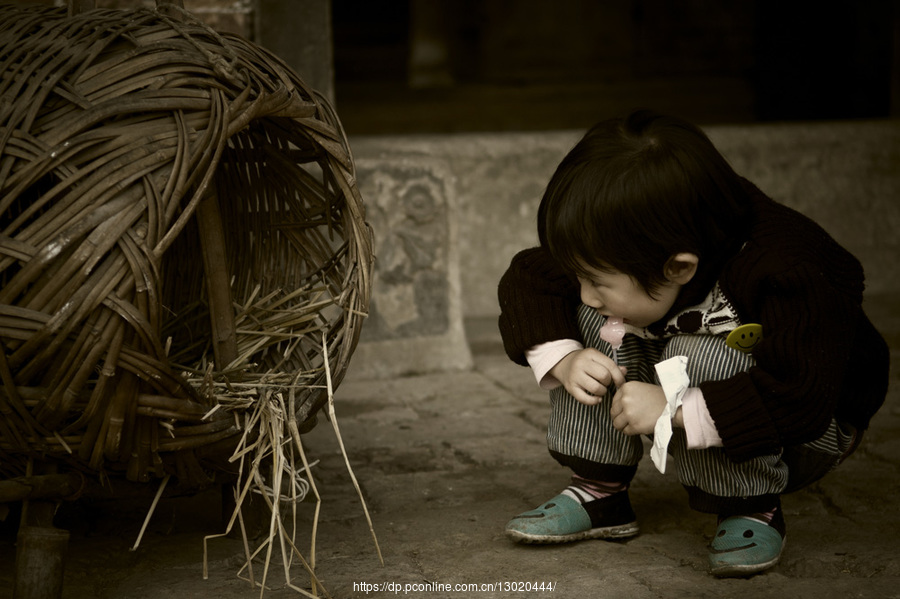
[725,323,762,353]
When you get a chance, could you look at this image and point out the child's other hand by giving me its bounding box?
[550,348,627,406]
[610,382,666,435]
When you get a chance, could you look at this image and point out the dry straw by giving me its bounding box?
[201,335,383,598]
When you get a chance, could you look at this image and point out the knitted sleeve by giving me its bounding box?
[497,248,583,366]
[703,203,885,461]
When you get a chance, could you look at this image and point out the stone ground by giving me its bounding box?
[1,294,898,599]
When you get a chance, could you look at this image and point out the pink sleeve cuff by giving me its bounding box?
[682,387,723,449]
[525,339,583,390]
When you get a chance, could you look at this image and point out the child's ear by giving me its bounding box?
[664,253,699,285]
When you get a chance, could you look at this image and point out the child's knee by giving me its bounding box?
[660,334,755,384]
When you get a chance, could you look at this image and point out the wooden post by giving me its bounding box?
[13,527,70,599]
[196,185,239,373]
[13,462,71,599]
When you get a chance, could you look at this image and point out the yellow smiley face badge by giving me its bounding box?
[725,323,763,353]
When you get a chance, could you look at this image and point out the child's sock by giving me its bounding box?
[562,475,627,503]
[744,508,775,525]
[561,475,636,529]
[721,504,785,538]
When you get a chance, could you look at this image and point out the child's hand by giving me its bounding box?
[610,382,667,435]
[550,348,627,406]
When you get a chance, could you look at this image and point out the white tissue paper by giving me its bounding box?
[651,356,690,474]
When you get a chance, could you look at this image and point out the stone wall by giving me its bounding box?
[347,120,900,377]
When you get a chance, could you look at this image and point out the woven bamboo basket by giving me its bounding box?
[0,2,373,487]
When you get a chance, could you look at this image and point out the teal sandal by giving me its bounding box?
[505,492,639,544]
[708,515,785,577]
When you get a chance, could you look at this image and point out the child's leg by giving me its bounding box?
[547,305,665,474]
[547,306,668,478]
[663,333,861,576]
[546,372,643,481]
[661,334,785,513]
[506,306,663,543]
[661,334,787,576]
[663,333,858,508]
[670,433,788,514]
[782,418,860,493]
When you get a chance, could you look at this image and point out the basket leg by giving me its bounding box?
[196,188,238,372]
[13,521,69,599]
[13,462,70,599]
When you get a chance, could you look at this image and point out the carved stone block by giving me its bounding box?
[349,157,472,379]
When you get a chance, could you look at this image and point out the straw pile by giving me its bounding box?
[0,2,373,487]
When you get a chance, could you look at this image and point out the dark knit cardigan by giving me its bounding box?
[498,185,889,463]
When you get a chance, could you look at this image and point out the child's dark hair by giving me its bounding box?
[538,109,752,296]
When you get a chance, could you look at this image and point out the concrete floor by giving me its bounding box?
[1,294,897,599]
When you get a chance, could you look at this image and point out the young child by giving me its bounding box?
[497,110,889,577]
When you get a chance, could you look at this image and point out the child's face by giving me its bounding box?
[576,262,681,329]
